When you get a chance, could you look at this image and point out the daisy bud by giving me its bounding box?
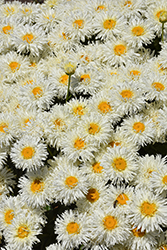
[64,61,77,75]
[159,11,167,24]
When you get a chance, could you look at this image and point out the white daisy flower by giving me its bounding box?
[61,128,98,163]
[86,0,110,17]
[52,156,89,205]
[55,210,90,249]
[18,166,53,208]
[78,112,111,147]
[0,2,21,19]
[112,81,146,115]
[119,114,156,147]
[87,90,122,124]
[0,16,18,53]
[125,17,156,48]
[114,0,147,18]
[0,196,24,231]
[80,150,107,183]
[49,67,71,99]
[127,188,167,233]
[72,64,105,95]
[3,210,42,250]
[106,127,139,151]
[35,7,61,32]
[93,10,126,41]
[18,75,57,111]
[44,104,71,149]
[16,2,40,25]
[146,0,167,36]
[105,184,134,214]
[63,10,92,42]
[0,51,30,83]
[88,207,131,247]
[144,73,167,102]
[12,24,48,56]
[66,97,89,120]
[76,179,108,213]
[100,39,139,67]
[48,25,77,53]
[101,146,138,184]
[127,224,158,250]
[134,154,164,190]
[10,135,48,171]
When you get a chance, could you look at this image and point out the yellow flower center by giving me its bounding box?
[88,123,100,135]
[103,19,116,29]
[73,106,84,116]
[98,101,112,113]
[109,141,121,147]
[22,33,34,44]
[112,157,127,171]
[74,138,85,150]
[110,72,117,75]
[21,146,35,159]
[103,215,117,230]
[5,7,14,15]
[4,209,14,224]
[92,162,103,173]
[96,5,106,11]
[132,227,146,237]
[30,179,44,193]
[133,122,145,133]
[66,222,80,234]
[162,175,167,184]
[17,226,29,238]
[120,90,133,99]
[114,44,127,56]
[156,10,164,19]
[65,176,78,189]
[29,62,36,67]
[9,62,20,72]
[80,74,91,83]
[132,26,144,36]
[24,118,31,127]
[32,87,43,98]
[124,0,132,7]
[73,19,84,29]
[0,123,8,133]
[80,55,90,62]
[116,193,129,205]
[130,70,141,77]
[59,74,68,85]
[22,8,31,14]
[152,82,165,91]
[54,118,65,128]
[86,188,99,203]
[2,25,12,34]
[140,201,157,216]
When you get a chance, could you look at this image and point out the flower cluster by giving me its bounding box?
[0,0,167,249]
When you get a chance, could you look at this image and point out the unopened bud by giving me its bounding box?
[159,11,167,24]
[64,62,76,75]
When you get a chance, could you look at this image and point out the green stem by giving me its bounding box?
[162,23,164,42]
[66,74,71,103]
